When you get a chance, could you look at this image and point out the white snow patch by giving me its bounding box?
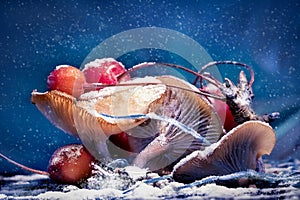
[2,174,49,181]
[55,64,71,70]
[132,62,156,69]
[179,183,257,198]
[37,188,123,200]
[50,145,83,166]
[77,77,166,121]
[123,166,148,181]
[83,58,125,71]
[126,182,163,199]
[79,90,104,101]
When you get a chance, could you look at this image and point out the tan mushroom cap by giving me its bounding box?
[31,78,166,159]
[31,90,132,138]
[172,121,276,183]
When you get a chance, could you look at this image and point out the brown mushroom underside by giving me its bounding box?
[132,76,224,173]
[172,121,276,183]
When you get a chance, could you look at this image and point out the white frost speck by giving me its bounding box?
[55,64,71,70]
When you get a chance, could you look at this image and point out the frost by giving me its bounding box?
[50,145,83,166]
[83,58,125,71]
[123,166,148,181]
[55,65,70,70]
[1,160,300,199]
[77,76,166,120]
[2,174,49,181]
[37,189,123,200]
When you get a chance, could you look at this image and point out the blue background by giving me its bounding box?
[0,0,299,174]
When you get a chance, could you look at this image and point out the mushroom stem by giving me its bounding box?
[194,60,255,88]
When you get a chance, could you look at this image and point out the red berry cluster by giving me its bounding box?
[46,58,127,98]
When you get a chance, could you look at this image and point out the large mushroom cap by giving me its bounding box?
[132,76,224,173]
[172,121,276,183]
[31,77,166,159]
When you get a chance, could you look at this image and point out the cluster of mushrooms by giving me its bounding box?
[30,59,279,184]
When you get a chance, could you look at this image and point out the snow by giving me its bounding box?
[2,174,48,181]
[36,188,123,200]
[1,161,299,199]
[77,76,166,123]
[179,184,256,198]
[78,76,164,102]
[50,144,83,166]
[126,182,163,199]
[83,58,125,71]
[55,64,71,70]
[123,166,148,181]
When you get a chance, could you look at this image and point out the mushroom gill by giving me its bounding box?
[31,90,80,137]
[172,121,276,183]
[132,76,224,174]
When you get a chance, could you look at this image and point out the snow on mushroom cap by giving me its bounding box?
[77,76,166,119]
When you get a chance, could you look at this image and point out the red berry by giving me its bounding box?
[47,65,86,98]
[223,104,237,132]
[48,144,95,184]
[202,85,237,132]
[82,58,128,85]
[109,132,132,152]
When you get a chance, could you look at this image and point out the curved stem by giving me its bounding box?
[0,152,49,176]
[84,81,225,101]
[117,62,225,100]
[194,61,255,88]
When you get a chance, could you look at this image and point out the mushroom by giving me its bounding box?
[32,74,275,180]
[31,77,167,160]
[172,121,276,183]
[132,76,224,174]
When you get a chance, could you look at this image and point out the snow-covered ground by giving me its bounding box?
[1,159,299,199]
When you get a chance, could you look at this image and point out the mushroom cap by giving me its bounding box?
[31,90,149,138]
[31,77,166,159]
[172,121,276,183]
[132,76,224,173]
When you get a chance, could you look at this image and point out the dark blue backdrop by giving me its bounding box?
[0,0,299,174]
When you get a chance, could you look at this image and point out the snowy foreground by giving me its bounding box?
[1,159,299,199]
